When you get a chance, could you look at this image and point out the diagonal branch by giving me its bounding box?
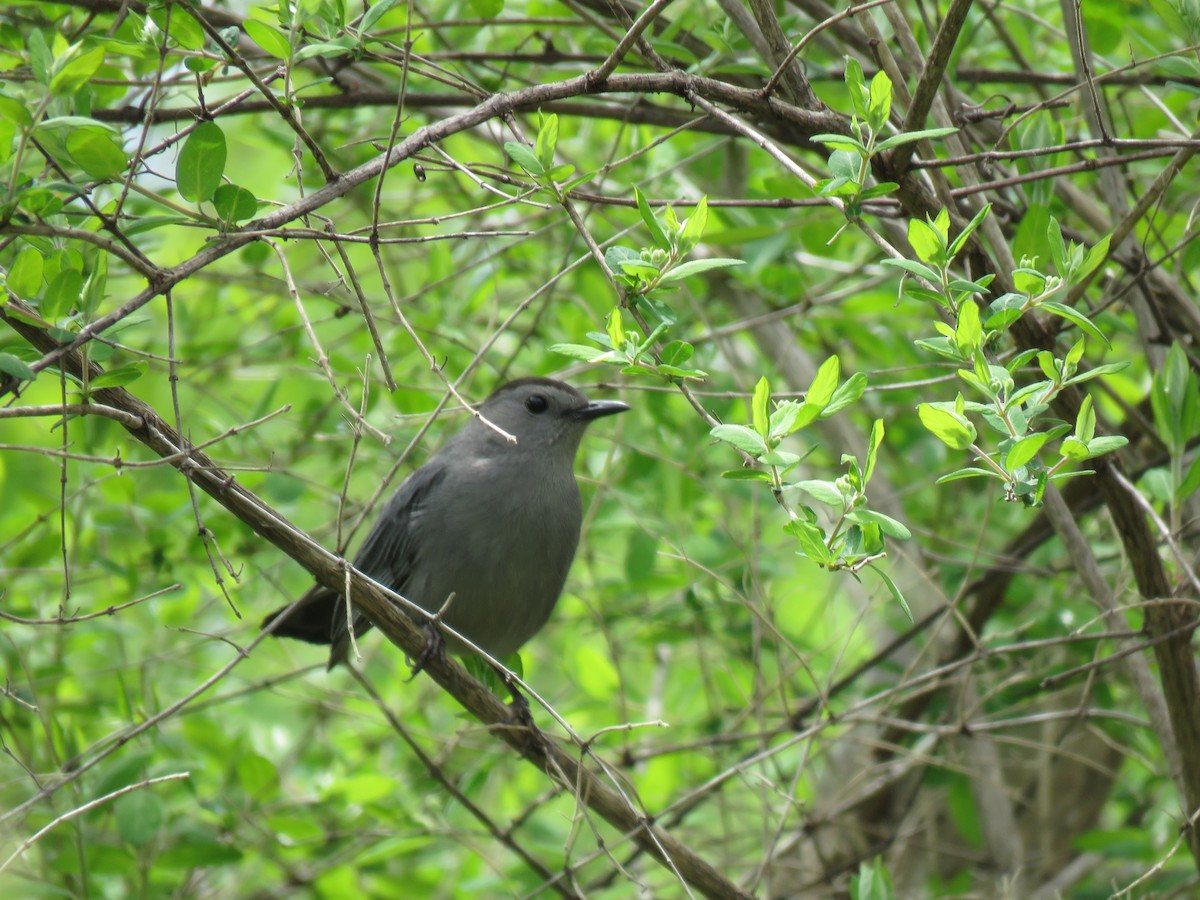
[0,296,750,900]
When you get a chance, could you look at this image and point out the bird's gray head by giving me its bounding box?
[458,377,628,457]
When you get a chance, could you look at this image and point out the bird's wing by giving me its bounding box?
[327,460,449,665]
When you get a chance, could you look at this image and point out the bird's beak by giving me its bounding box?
[571,398,630,421]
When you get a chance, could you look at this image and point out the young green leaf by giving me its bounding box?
[504,141,544,176]
[1039,301,1111,346]
[752,376,770,440]
[918,403,977,450]
[88,360,147,388]
[847,508,910,540]
[535,112,559,171]
[549,343,611,363]
[907,218,945,265]
[873,127,958,152]
[806,355,840,409]
[0,352,36,383]
[1059,436,1090,460]
[953,300,982,357]
[677,196,709,256]
[1075,234,1111,283]
[844,57,869,118]
[812,134,869,154]
[634,186,670,251]
[658,257,745,283]
[605,307,625,350]
[784,518,832,565]
[866,70,892,133]
[711,423,768,456]
[1075,394,1096,443]
[947,203,992,260]
[1084,435,1128,458]
[880,257,940,282]
[864,418,884,483]
[794,480,845,510]
[1004,432,1049,470]
[870,564,912,622]
[822,372,868,418]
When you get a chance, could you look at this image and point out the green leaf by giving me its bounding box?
[89,361,147,388]
[873,127,958,152]
[1084,435,1127,458]
[467,0,504,16]
[1005,432,1049,470]
[504,141,544,176]
[812,134,868,154]
[237,753,280,798]
[866,70,892,133]
[1076,234,1110,282]
[954,301,982,356]
[1066,361,1129,385]
[947,203,992,260]
[936,467,1002,483]
[859,182,899,201]
[655,364,708,380]
[42,268,83,320]
[806,355,840,409]
[1075,394,1096,444]
[0,352,36,382]
[784,518,831,565]
[618,260,662,280]
[880,257,939,282]
[721,468,773,481]
[822,372,868,417]
[794,479,844,509]
[0,93,32,128]
[847,508,910,540]
[1059,436,1090,461]
[212,184,258,224]
[678,196,708,256]
[149,5,206,50]
[844,57,869,118]
[535,112,559,171]
[7,248,44,298]
[294,37,359,61]
[360,0,405,33]
[658,257,745,283]
[1039,301,1110,347]
[65,125,128,178]
[148,4,205,49]
[549,343,610,363]
[864,418,884,483]
[769,402,801,438]
[1013,268,1046,295]
[1177,454,1200,502]
[870,565,912,623]
[605,307,625,350]
[50,45,106,96]
[244,20,292,59]
[660,340,693,366]
[752,376,770,440]
[907,217,945,264]
[918,403,977,450]
[176,122,227,203]
[710,423,768,456]
[634,186,670,251]
[115,791,164,846]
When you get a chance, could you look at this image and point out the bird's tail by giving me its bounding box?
[261,585,371,670]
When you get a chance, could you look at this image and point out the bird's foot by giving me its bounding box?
[405,621,447,680]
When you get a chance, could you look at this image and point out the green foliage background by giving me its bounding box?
[1,0,1199,896]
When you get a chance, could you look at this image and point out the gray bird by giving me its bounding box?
[262,377,628,669]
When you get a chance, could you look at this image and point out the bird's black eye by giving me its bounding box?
[524,394,548,414]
